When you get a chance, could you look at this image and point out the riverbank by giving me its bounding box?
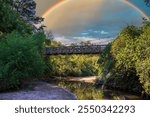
[0,75,147,100]
[0,81,77,100]
[0,77,144,100]
[102,78,150,99]
[45,77,143,100]
[61,76,97,83]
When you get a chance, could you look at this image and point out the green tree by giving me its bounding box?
[0,0,46,91]
[111,26,140,78]
[144,0,150,6]
[0,0,32,36]
[98,24,150,95]
[47,42,101,77]
[136,23,150,95]
[14,0,44,31]
[0,31,45,90]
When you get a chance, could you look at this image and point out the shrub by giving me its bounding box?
[48,54,101,77]
[0,0,32,39]
[98,43,115,79]
[0,31,45,90]
[136,58,150,95]
[136,23,150,95]
[98,24,150,95]
[111,26,139,76]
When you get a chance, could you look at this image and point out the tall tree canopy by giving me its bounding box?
[14,0,44,30]
[145,0,150,6]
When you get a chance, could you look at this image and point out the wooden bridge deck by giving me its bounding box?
[44,45,106,55]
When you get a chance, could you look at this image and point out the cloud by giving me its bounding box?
[42,0,143,37]
[100,30,109,35]
[54,36,113,45]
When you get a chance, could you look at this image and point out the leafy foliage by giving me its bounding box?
[136,23,150,95]
[98,44,115,79]
[98,23,150,95]
[111,26,140,79]
[0,32,45,90]
[14,0,44,31]
[136,58,150,95]
[0,0,47,91]
[0,0,32,35]
[144,0,150,6]
[46,42,101,77]
[49,55,101,77]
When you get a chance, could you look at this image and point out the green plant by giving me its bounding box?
[136,58,150,95]
[135,23,150,95]
[0,0,33,39]
[0,31,45,90]
[98,24,150,96]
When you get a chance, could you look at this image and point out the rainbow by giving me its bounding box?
[124,0,149,19]
[42,0,149,19]
[42,0,68,18]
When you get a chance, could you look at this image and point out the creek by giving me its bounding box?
[47,78,143,100]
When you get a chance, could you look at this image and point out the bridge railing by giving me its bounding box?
[44,44,107,55]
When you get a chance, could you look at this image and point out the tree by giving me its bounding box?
[0,0,33,36]
[14,0,43,28]
[14,0,44,31]
[0,0,46,91]
[44,29,54,46]
[98,24,150,94]
[136,23,150,96]
[0,0,44,34]
[0,32,46,90]
[144,0,150,6]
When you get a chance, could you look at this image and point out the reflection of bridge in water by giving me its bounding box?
[45,45,107,55]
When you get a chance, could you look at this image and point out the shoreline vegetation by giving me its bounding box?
[98,23,150,98]
[44,76,143,100]
[0,0,150,100]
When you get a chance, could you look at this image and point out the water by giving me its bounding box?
[43,0,145,44]
[48,80,143,100]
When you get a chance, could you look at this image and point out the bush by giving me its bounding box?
[98,24,150,95]
[136,58,150,95]
[111,26,139,76]
[98,43,115,79]
[46,41,101,77]
[0,31,45,90]
[0,0,32,38]
[48,54,101,77]
[136,23,150,95]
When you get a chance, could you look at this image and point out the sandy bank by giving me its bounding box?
[0,81,77,100]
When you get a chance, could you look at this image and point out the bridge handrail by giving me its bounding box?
[44,44,107,55]
[45,44,107,48]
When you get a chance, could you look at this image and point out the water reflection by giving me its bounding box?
[48,79,143,100]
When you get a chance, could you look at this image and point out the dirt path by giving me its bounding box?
[0,81,77,100]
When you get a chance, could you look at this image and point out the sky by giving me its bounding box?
[35,0,61,16]
[129,0,150,16]
[35,0,150,44]
[35,0,150,17]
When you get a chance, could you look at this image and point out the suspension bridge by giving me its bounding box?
[44,44,107,55]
